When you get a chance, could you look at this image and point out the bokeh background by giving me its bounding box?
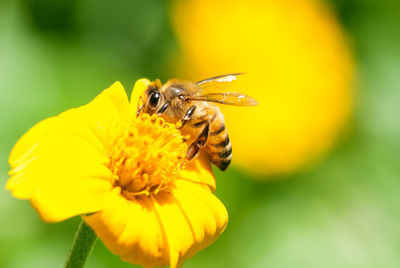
[1,0,400,267]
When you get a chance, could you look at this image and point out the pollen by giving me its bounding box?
[109,113,188,198]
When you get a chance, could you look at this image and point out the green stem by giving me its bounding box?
[64,220,98,268]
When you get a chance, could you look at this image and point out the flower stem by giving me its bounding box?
[64,220,98,268]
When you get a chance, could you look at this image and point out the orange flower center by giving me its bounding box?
[109,114,187,198]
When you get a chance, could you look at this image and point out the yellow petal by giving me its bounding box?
[153,179,228,267]
[32,178,113,222]
[8,117,57,168]
[130,78,152,113]
[29,131,113,222]
[7,81,129,221]
[9,81,129,167]
[84,179,227,268]
[180,150,216,190]
[7,126,113,222]
[84,189,170,267]
[7,130,111,197]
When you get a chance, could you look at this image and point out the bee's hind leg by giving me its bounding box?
[185,122,210,161]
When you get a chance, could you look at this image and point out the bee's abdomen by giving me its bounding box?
[207,119,232,171]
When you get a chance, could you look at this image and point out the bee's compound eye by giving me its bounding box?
[149,92,161,109]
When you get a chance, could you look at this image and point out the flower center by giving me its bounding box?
[109,114,187,198]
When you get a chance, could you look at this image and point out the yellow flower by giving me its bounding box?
[6,80,228,267]
[170,0,354,175]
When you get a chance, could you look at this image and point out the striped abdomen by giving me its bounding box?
[206,112,232,171]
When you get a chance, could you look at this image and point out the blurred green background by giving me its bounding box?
[1,0,400,267]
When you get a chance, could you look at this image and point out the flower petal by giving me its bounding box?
[25,131,113,222]
[130,78,152,112]
[180,151,216,190]
[7,82,129,221]
[9,81,129,167]
[83,189,170,267]
[32,178,113,223]
[84,180,227,268]
[153,179,228,267]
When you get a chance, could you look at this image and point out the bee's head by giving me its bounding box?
[139,80,164,115]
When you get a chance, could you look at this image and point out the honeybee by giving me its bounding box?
[137,73,257,170]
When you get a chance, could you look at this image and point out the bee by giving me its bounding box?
[137,73,257,171]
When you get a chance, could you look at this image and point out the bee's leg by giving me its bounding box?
[157,102,170,115]
[185,122,210,161]
[177,105,196,129]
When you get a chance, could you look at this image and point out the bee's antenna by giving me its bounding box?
[137,96,144,117]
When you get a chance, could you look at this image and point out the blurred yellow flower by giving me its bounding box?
[6,80,228,267]
[171,0,354,175]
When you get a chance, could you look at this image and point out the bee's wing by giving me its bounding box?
[188,92,258,106]
[196,73,244,86]
[196,73,245,93]
[191,73,257,106]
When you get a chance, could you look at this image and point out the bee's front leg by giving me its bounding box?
[176,105,196,129]
[157,102,170,115]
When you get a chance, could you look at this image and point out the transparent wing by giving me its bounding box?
[196,73,245,94]
[192,73,257,106]
[196,73,245,85]
[188,92,258,106]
